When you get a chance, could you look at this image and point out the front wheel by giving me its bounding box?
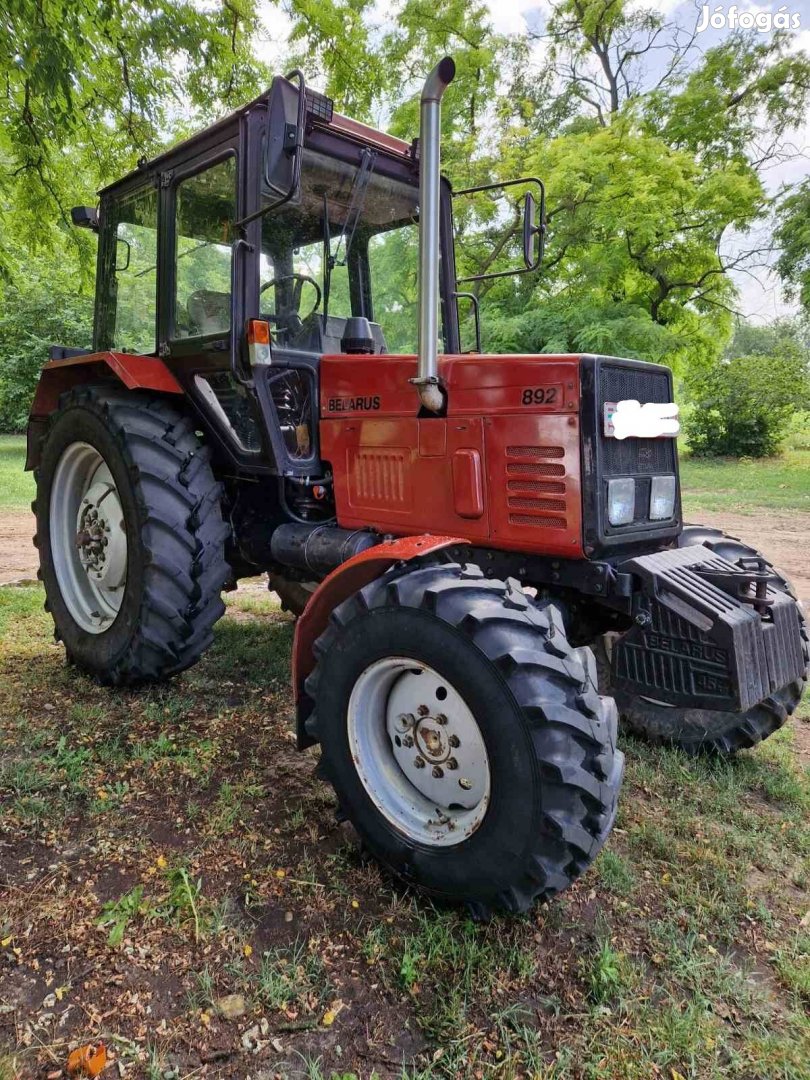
[35,386,230,684]
[304,562,624,915]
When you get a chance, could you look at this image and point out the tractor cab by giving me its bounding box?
[81,74,449,473]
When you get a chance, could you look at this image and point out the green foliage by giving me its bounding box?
[685,349,810,458]
[0,0,267,277]
[0,272,92,432]
[97,886,147,947]
[585,937,626,1005]
[775,180,810,315]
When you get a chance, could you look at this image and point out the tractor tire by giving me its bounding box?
[304,561,624,915]
[267,574,316,617]
[34,385,230,685]
[603,526,809,755]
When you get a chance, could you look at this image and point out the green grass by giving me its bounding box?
[0,435,33,510]
[679,448,810,514]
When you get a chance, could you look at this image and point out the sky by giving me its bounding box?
[253,0,810,323]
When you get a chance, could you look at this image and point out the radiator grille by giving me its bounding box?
[505,446,568,529]
[599,364,675,476]
[509,514,568,527]
[507,461,565,477]
[508,497,566,511]
[507,445,564,459]
[506,479,565,494]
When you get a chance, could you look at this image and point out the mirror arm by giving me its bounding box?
[453,175,546,285]
[453,291,481,353]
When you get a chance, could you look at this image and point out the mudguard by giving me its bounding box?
[26,351,183,470]
[292,534,467,748]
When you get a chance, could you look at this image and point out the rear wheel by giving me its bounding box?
[35,385,230,684]
[602,526,809,755]
[305,562,624,914]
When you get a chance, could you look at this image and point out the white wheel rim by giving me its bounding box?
[347,658,491,847]
[50,442,127,634]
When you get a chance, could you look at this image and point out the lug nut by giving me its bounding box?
[402,735,414,748]
[432,766,444,778]
[395,712,416,732]
[459,778,473,790]
[446,757,458,770]
[435,713,448,726]
[414,756,425,769]
[417,704,430,717]
[448,734,460,748]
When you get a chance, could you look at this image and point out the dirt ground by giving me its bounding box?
[0,512,37,586]
[3,506,808,603]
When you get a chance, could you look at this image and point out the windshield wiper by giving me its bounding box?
[322,147,377,325]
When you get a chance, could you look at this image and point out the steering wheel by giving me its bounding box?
[259,273,322,328]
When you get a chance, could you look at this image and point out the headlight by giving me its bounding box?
[607,478,635,525]
[649,475,676,520]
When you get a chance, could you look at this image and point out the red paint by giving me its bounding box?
[30,351,183,416]
[319,353,584,558]
[292,533,466,712]
[452,449,484,519]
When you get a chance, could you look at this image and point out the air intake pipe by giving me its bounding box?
[410,56,455,413]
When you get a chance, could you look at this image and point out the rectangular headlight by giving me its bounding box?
[650,475,676,520]
[607,478,635,525]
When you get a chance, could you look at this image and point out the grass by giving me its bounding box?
[0,434,33,510]
[680,447,810,514]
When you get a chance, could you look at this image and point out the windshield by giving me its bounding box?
[260,148,423,353]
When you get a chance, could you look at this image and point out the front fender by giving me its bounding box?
[292,534,467,748]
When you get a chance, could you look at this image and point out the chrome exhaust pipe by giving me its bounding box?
[411,56,455,413]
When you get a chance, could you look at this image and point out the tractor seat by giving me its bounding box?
[185,290,231,337]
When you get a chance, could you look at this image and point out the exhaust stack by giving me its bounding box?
[411,56,455,413]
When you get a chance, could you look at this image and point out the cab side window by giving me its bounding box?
[173,156,237,338]
[109,186,159,354]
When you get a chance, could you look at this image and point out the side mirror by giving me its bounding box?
[71,206,99,231]
[522,190,545,271]
[453,176,546,285]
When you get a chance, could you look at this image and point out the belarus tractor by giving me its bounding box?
[26,58,808,915]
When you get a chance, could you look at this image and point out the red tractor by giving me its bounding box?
[27,59,808,914]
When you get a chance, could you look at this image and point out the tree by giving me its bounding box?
[0,268,93,431]
[775,180,810,315]
[0,0,268,280]
[685,342,810,458]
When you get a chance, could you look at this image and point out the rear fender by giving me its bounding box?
[293,534,467,748]
[26,351,183,470]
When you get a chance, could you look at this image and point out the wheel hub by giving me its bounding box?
[347,658,490,847]
[75,481,126,587]
[50,443,128,633]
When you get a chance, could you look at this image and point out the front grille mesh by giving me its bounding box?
[599,364,675,476]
